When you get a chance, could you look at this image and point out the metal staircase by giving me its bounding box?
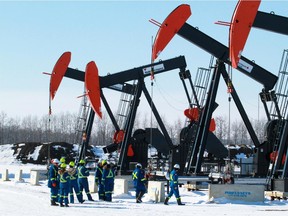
[115,81,140,171]
[74,93,90,144]
[116,81,138,130]
[74,92,91,162]
[183,56,214,175]
[264,49,288,189]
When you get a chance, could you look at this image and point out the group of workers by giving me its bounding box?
[48,157,185,207]
[48,157,116,207]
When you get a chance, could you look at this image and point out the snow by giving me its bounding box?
[1,147,288,216]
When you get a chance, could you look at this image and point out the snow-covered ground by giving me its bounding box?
[1,145,288,216]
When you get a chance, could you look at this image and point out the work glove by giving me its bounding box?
[52,181,57,187]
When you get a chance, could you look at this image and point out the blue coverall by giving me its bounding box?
[68,167,83,203]
[102,166,115,202]
[48,164,59,203]
[95,164,105,200]
[167,169,181,200]
[132,167,147,202]
[78,165,94,201]
[58,170,70,206]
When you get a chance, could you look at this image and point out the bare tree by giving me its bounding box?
[231,120,240,145]
[253,117,267,144]
[215,116,228,144]
[0,111,8,144]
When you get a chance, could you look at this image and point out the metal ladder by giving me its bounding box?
[265,49,288,189]
[183,57,214,175]
[116,81,138,130]
[74,92,91,162]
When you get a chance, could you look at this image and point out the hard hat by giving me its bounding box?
[52,158,60,164]
[79,159,85,164]
[136,163,142,169]
[60,157,66,163]
[174,164,180,169]
[69,161,75,167]
[101,159,107,166]
[60,163,67,169]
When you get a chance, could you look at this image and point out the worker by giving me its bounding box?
[58,163,70,207]
[67,161,84,203]
[164,164,185,205]
[102,162,115,202]
[48,158,60,206]
[95,159,107,200]
[77,159,94,201]
[132,163,147,203]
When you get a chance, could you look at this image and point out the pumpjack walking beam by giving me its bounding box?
[64,56,187,88]
[177,23,277,91]
[254,11,288,36]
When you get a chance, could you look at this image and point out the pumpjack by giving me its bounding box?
[47,52,228,174]
[227,0,288,191]
[48,53,183,172]
[149,2,288,178]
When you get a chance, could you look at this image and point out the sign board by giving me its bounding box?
[209,184,265,202]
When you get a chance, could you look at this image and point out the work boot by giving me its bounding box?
[177,198,185,205]
[164,197,169,205]
[65,204,69,207]
[60,203,64,207]
[50,200,58,206]
[77,194,84,203]
[87,194,94,201]
[137,191,144,203]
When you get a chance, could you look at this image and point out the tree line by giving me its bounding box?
[0,110,267,146]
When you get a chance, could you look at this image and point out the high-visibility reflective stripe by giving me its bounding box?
[78,167,87,178]
[141,178,146,182]
[132,172,137,180]
[169,173,178,184]
[50,166,57,180]
[60,175,68,183]
[98,167,103,174]
[106,170,114,178]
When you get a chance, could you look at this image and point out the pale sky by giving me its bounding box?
[1,0,288,124]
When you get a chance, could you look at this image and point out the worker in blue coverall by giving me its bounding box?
[102,162,115,202]
[95,159,107,200]
[67,161,84,203]
[164,164,185,205]
[58,163,70,207]
[132,163,147,203]
[48,158,60,206]
[77,159,94,201]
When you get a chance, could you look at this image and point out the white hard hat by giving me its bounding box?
[52,158,60,164]
[174,164,180,169]
[136,163,142,168]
